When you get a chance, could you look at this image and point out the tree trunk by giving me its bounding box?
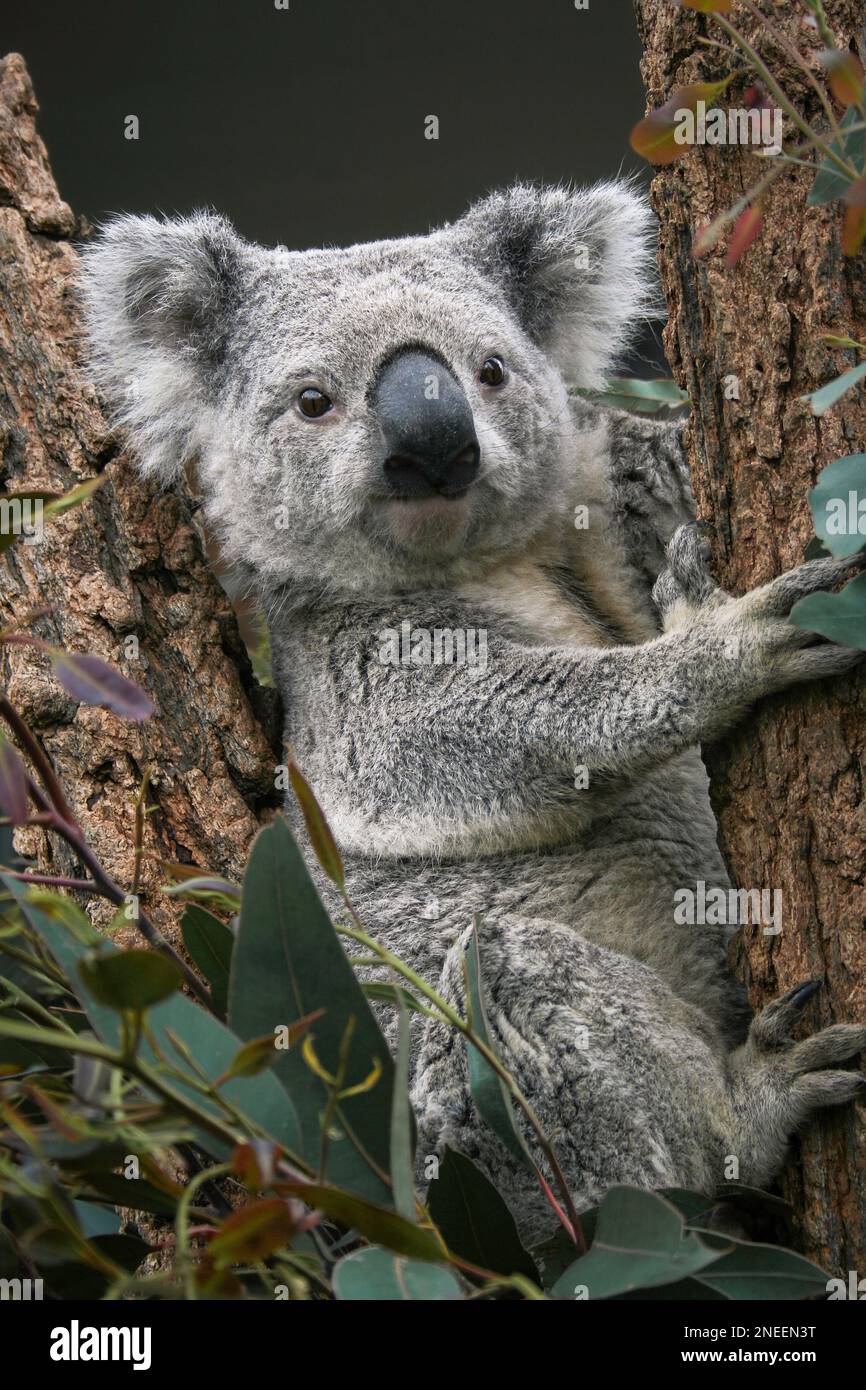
[634,1,866,1274]
[0,52,280,950]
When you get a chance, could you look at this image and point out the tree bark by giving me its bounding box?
[634,1,866,1274]
[0,52,280,951]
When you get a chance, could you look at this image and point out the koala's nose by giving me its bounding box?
[372,349,480,498]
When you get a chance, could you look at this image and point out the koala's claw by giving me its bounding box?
[750,977,823,1047]
[748,552,866,620]
[730,985,866,1183]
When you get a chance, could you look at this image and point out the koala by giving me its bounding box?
[81,182,866,1245]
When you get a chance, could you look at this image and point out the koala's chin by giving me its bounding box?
[376,493,474,557]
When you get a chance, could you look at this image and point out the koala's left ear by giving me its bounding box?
[80,212,248,481]
[444,181,659,388]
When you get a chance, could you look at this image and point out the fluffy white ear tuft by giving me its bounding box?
[79,212,246,481]
[445,180,661,388]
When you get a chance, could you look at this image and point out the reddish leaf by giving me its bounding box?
[208,1198,299,1269]
[51,651,154,721]
[630,108,684,166]
[630,80,734,167]
[24,1084,84,1140]
[0,734,30,825]
[233,1140,283,1191]
[694,220,722,258]
[194,1257,245,1299]
[724,205,764,267]
[842,175,866,256]
[821,49,865,108]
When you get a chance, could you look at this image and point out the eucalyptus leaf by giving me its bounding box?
[333,1246,462,1301]
[181,903,233,1018]
[228,815,394,1204]
[807,108,866,205]
[463,924,534,1172]
[551,1187,726,1300]
[807,453,866,556]
[3,875,304,1163]
[801,362,866,416]
[573,377,689,414]
[427,1146,539,1282]
[687,1231,830,1300]
[790,570,866,648]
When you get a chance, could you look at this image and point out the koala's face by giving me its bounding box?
[82,184,655,599]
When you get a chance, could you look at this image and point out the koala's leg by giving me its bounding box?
[726,979,866,1189]
[411,914,728,1244]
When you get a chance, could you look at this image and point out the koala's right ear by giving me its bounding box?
[80,212,247,481]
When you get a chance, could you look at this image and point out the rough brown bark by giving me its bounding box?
[634,2,866,1274]
[0,52,280,951]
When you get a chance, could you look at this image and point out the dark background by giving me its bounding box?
[6,0,665,370]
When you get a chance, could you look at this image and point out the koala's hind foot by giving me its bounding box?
[727,979,866,1188]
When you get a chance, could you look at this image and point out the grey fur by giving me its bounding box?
[81,182,866,1245]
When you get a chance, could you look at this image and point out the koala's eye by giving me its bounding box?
[297,387,333,419]
[479,355,507,387]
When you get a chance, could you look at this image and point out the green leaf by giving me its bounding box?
[333,1246,462,1300]
[228,815,394,1204]
[573,378,689,414]
[804,535,831,560]
[42,476,106,520]
[808,108,866,205]
[72,1173,181,1220]
[361,980,425,1013]
[278,1181,446,1261]
[427,1146,540,1282]
[389,992,417,1222]
[688,1231,830,1300]
[801,362,866,416]
[658,1187,719,1224]
[3,876,304,1162]
[73,1200,120,1238]
[226,1033,280,1079]
[463,925,534,1172]
[181,904,233,1018]
[807,453,866,556]
[551,1187,727,1300]
[790,569,866,648]
[287,756,345,890]
[164,876,241,914]
[78,949,183,1012]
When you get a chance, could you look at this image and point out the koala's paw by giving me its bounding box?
[655,524,865,692]
[729,979,866,1186]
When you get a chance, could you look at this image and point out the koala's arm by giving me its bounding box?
[300,534,860,845]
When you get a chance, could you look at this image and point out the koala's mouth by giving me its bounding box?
[377,490,474,552]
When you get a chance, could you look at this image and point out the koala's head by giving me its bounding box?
[81,182,656,601]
